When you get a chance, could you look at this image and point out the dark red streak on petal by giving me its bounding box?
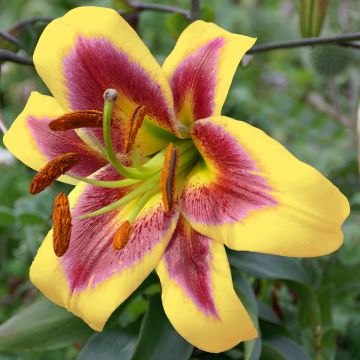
[64,36,177,134]
[170,38,224,122]
[61,166,176,292]
[163,216,218,317]
[28,116,107,177]
[181,120,277,225]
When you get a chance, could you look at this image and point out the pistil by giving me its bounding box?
[102,89,151,180]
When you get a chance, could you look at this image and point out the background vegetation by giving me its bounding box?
[0,0,359,359]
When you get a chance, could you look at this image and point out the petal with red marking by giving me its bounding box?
[33,7,180,150]
[157,216,256,353]
[181,116,349,257]
[3,92,106,184]
[163,21,255,125]
[30,166,178,331]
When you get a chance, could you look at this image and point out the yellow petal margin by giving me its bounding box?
[162,21,255,125]
[33,6,179,135]
[3,92,77,185]
[4,92,60,171]
[30,182,178,331]
[185,116,350,257]
[157,219,256,353]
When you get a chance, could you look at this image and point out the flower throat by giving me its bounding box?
[29,89,199,256]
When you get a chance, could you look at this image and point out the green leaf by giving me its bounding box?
[112,0,134,12]
[289,282,321,331]
[262,336,311,360]
[131,295,193,360]
[166,13,188,39]
[78,326,138,360]
[18,213,44,225]
[320,328,336,360]
[261,343,285,360]
[200,5,216,22]
[228,251,310,286]
[230,252,321,350]
[0,296,93,351]
[232,272,261,360]
[258,303,281,325]
[166,5,214,40]
[0,207,15,226]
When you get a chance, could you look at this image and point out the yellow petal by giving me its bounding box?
[3,92,106,185]
[33,6,180,137]
[162,21,255,125]
[30,166,178,331]
[181,116,349,257]
[157,216,256,353]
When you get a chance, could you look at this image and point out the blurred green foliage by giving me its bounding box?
[0,0,359,359]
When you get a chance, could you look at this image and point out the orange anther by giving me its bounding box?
[161,143,179,212]
[52,192,72,257]
[113,221,132,250]
[29,152,81,195]
[124,105,146,153]
[49,110,103,131]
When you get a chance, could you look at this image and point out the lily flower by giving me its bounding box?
[3,7,349,353]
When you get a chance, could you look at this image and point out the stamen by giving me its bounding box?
[178,123,190,138]
[102,89,149,180]
[127,187,159,223]
[76,128,106,156]
[124,105,146,153]
[131,147,161,174]
[77,145,199,220]
[52,192,72,257]
[49,110,103,131]
[113,221,132,250]
[70,175,139,188]
[29,152,80,194]
[161,143,179,212]
[78,175,160,219]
